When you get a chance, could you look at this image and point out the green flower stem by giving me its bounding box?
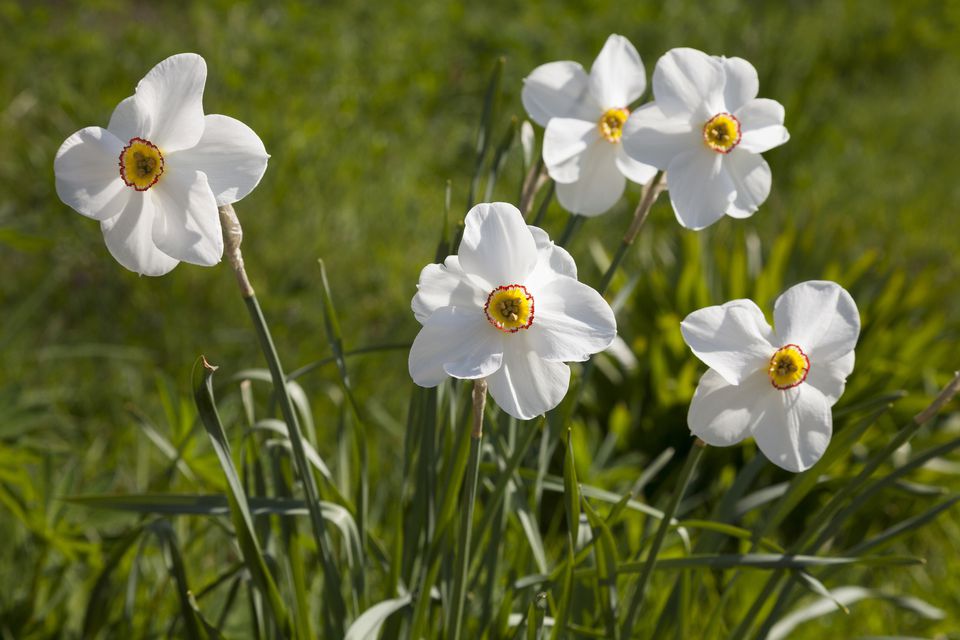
[620,438,705,637]
[519,159,548,217]
[448,378,487,640]
[598,171,665,295]
[219,204,347,637]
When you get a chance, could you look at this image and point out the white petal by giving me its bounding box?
[615,144,658,184]
[554,139,626,216]
[681,299,775,384]
[107,96,149,143]
[100,193,179,276]
[411,256,486,324]
[522,61,598,127]
[665,149,736,230]
[724,151,772,218]
[752,384,832,472]
[688,369,769,446]
[621,103,697,169]
[458,202,538,286]
[134,53,207,151]
[773,281,860,361]
[150,167,222,266]
[408,307,503,386]
[806,351,855,405]
[736,99,789,153]
[527,225,577,280]
[589,34,646,109]
[54,127,130,221]
[719,56,759,112]
[166,114,269,206]
[525,276,617,362]
[543,117,599,183]
[652,48,724,119]
[486,348,570,420]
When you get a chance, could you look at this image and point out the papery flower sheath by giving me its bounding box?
[409,202,617,420]
[681,281,859,472]
[522,34,657,216]
[55,53,269,276]
[622,48,789,230]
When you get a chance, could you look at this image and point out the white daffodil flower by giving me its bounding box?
[622,48,789,230]
[522,34,657,216]
[680,281,860,472]
[54,53,269,276]
[409,202,617,420]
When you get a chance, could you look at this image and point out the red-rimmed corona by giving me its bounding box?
[702,112,742,154]
[484,284,535,333]
[118,137,165,191]
[767,343,810,390]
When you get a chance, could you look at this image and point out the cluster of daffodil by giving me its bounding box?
[54,38,859,484]
[409,34,859,473]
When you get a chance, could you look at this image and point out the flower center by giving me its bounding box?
[598,107,630,143]
[768,344,810,390]
[484,284,534,333]
[702,112,742,153]
[119,137,164,191]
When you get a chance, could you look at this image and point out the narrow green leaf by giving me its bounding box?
[620,442,704,636]
[607,553,923,573]
[582,498,619,640]
[82,527,144,638]
[768,587,945,640]
[563,430,581,549]
[549,548,574,640]
[344,595,413,640]
[149,521,208,640]
[844,494,960,557]
[190,357,292,636]
[484,116,517,201]
[467,56,505,210]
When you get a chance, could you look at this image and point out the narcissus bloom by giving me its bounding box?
[522,34,657,216]
[681,281,859,472]
[622,48,789,230]
[409,202,617,420]
[55,53,268,276]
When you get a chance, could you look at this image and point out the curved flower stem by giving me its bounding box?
[598,171,665,295]
[448,378,487,640]
[620,438,705,636]
[218,204,347,637]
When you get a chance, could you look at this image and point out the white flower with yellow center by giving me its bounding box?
[622,48,789,230]
[521,34,657,216]
[409,202,617,420]
[680,281,860,472]
[54,53,269,276]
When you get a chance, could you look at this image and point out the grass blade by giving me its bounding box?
[191,357,292,637]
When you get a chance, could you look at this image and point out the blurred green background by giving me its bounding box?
[2,0,960,636]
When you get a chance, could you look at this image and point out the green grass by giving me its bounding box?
[2,0,960,637]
